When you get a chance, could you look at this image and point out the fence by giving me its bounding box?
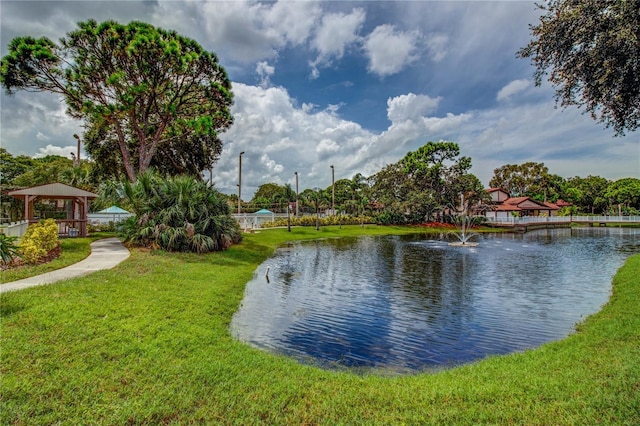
[232,213,290,229]
[87,212,134,225]
[485,215,640,225]
[0,220,29,238]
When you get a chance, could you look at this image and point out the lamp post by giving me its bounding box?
[72,134,81,166]
[330,165,335,216]
[294,172,299,217]
[314,187,320,231]
[238,151,245,215]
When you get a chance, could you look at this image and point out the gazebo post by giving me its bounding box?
[23,195,29,221]
[80,196,88,236]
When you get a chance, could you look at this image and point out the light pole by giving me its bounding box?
[294,172,299,217]
[314,187,320,231]
[330,165,335,216]
[72,134,81,166]
[238,151,245,214]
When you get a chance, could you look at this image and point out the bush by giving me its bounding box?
[120,172,242,253]
[0,233,20,264]
[261,214,374,228]
[87,222,116,233]
[374,210,406,225]
[19,219,59,264]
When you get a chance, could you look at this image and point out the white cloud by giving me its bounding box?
[315,138,340,157]
[215,83,479,196]
[154,1,322,64]
[309,8,366,78]
[364,24,420,77]
[387,93,441,123]
[260,153,285,176]
[425,33,448,62]
[497,79,530,102]
[34,145,78,160]
[255,61,275,88]
[35,132,51,141]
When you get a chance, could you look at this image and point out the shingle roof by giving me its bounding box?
[8,182,98,199]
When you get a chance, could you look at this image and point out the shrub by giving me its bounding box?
[374,210,406,225]
[120,172,242,253]
[0,233,20,264]
[261,215,374,228]
[87,222,116,233]
[19,219,59,264]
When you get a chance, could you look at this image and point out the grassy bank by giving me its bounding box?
[1,225,638,424]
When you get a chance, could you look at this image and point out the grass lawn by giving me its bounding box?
[1,225,638,424]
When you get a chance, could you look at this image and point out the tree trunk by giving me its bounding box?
[114,123,137,182]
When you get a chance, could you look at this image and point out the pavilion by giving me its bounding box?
[8,182,98,237]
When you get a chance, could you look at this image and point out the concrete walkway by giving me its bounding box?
[1,238,130,293]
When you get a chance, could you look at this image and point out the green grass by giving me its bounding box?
[1,233,114,283]
[1,225,638,424]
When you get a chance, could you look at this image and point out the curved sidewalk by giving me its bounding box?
[1,238,130,293]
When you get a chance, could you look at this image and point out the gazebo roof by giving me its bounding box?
[98,206,130,214]
[8,182,98,199]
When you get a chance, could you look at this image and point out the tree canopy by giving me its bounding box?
[1,20,233,182]
[370,141,485,223]
[605,177,640,211]
[489,162,564,201]
[518,0,640,136]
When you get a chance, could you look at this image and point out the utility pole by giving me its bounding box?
[294,171,299,217]
[238,151,245,215]
[330,165,335,216]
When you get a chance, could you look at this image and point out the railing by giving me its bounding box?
[87,212,133,224]
[572,215,640,223]
[232,213,290,229]
[51,219,87,237]
[0,220,29,238]
[485,215,640,225]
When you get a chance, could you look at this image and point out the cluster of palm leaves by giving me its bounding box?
[111,171,241,253]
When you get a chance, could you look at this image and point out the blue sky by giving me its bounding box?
[1,1,638,197]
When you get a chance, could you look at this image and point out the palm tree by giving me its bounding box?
[118,171,242,252]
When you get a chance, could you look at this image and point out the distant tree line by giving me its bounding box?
[3,144,639,227]
[240,143,640,223]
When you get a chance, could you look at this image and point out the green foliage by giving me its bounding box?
[18,219,59,264]
[119,171,241,253]
[247,183,296,212]
[1,20,233,182]
[374,210,406,225]
[0,233,20,264]
[489,162,564,200]
[605,177,640,210]
[0,147,34,184]
[518,0,640,135]
[261,214,374,228]
[370,141,484,223]
[12,155,74,187]
[563,175,610,214]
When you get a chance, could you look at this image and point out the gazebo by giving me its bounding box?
[8,182,98,237]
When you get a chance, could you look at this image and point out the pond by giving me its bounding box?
[230,228,640,373]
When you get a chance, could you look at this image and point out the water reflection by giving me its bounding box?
[231,228,640,373]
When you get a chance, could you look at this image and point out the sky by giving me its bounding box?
[1,0,638,198]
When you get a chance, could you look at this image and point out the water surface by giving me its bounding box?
[231,228,639,372]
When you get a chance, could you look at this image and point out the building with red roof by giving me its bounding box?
[483,188,561,220]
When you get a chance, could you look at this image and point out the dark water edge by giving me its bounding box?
[230,227,640,374]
